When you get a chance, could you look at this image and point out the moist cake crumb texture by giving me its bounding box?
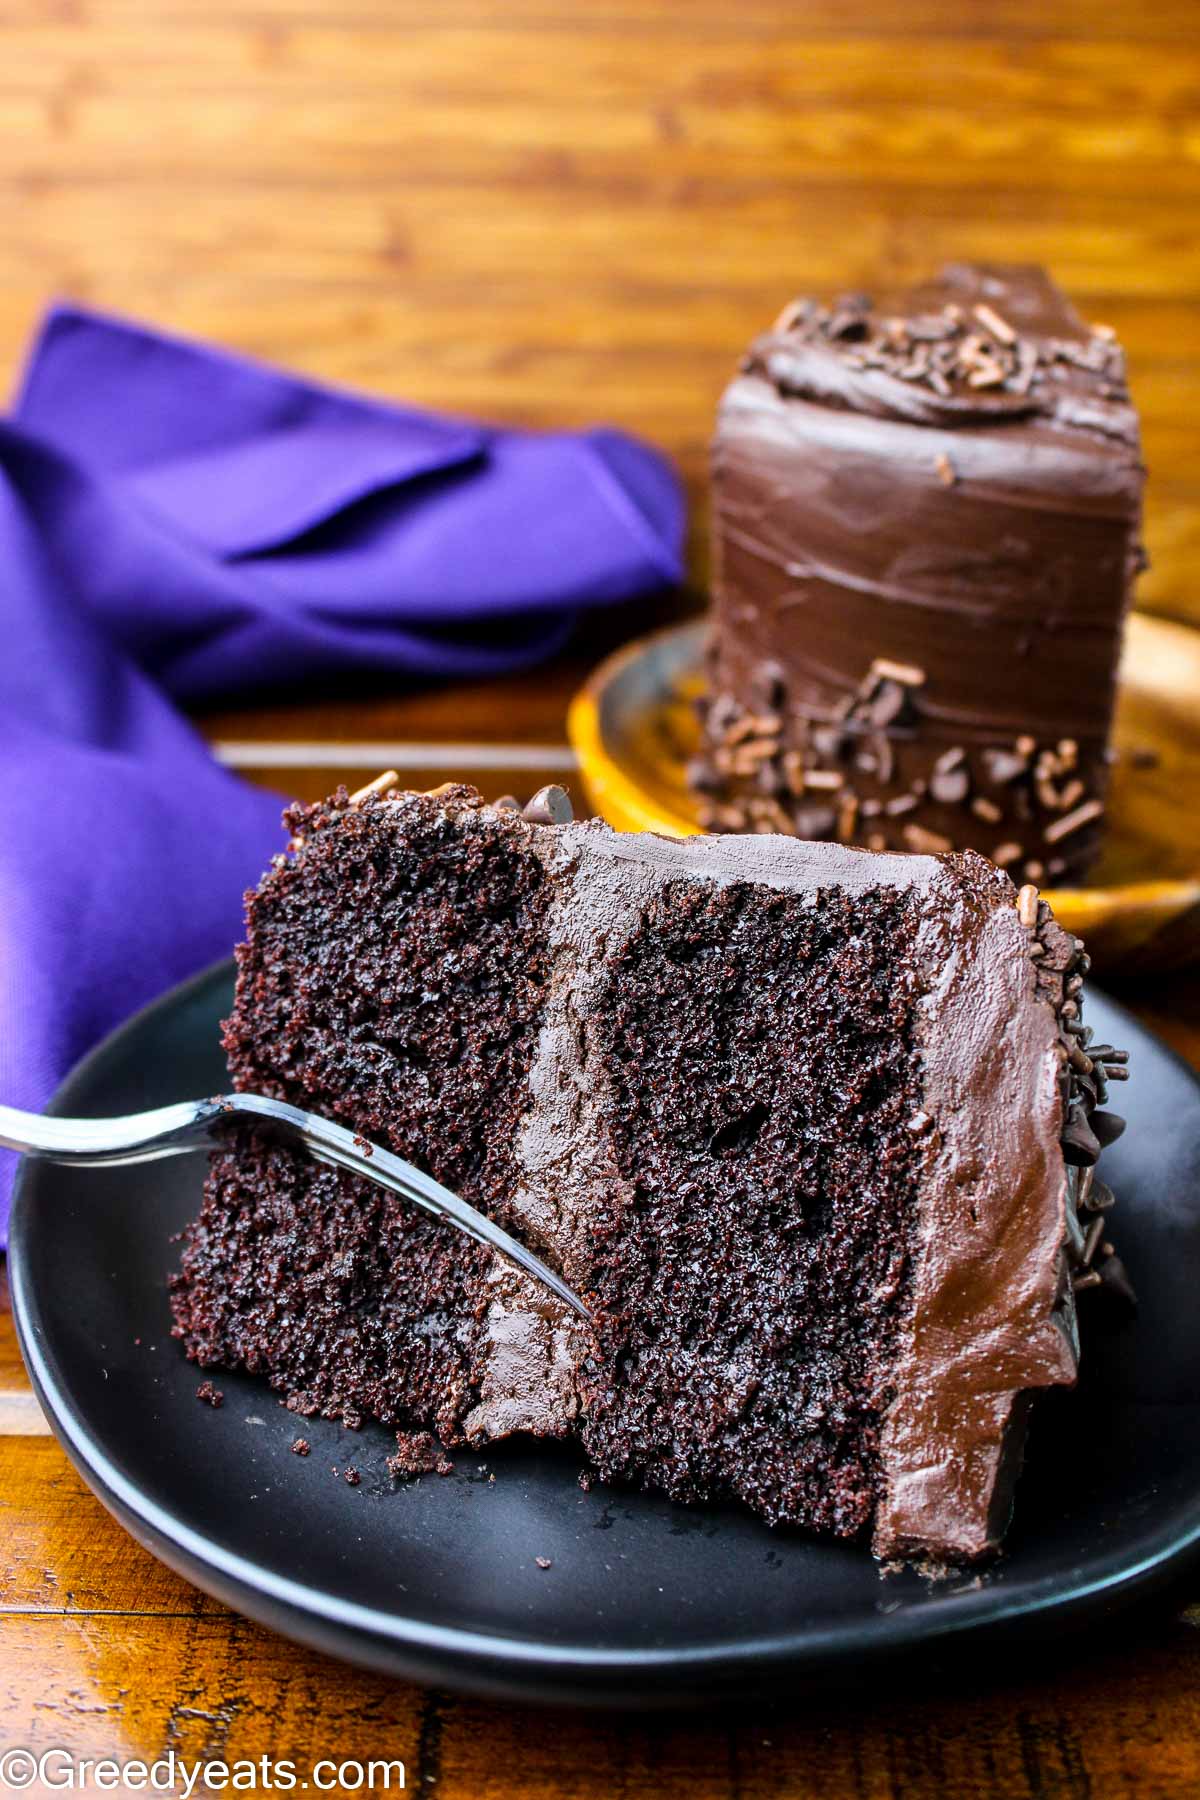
[580,879,925,1536]
[170,788,555,1446]
[388,1432,455,1478]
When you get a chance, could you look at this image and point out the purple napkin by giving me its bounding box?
[0,305,685,1233]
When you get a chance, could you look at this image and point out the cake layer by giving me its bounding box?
[172,785,1128,1562]
[170,788,571,1447]
[692,263,1145,885]
[577,875,927,1536]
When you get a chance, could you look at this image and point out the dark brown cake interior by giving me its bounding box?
[171,790,554,1443]
[580,879,926,1535]
[184,1138,487,1444]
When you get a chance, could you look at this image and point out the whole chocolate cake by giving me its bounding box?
[171,781,1129,1564]
[689,262,1145,886]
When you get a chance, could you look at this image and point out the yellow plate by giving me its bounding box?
[567,612,1200,973]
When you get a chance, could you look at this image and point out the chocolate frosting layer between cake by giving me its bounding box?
[459,799,1084,1560]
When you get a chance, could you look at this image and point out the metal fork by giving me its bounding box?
[0,1094,590,1321]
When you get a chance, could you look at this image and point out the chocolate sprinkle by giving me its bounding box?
[1091,1111,1127,1147]
[523,785,574,826]
[691,675,1115,877]
[901,823,952,854]
[930,766,970,805]
[1043,798,1104,844]
[770,286,1126,403]
[1020,894,1131,1309]
[1016,883,1040,928]
[983,749,1030,786]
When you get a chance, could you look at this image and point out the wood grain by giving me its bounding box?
[3,0,1200,1789]
[3,1434,1200,1795]
[1,1615,1200,1799]
[195,603,681,804]
[0,0,1197,625]
[0,1269,28,1400]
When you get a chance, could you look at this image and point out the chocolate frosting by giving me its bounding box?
[428,790,1096,1562]
[695,263,1146,884]
[871,859,1077,1562]
[755,263,1140,444]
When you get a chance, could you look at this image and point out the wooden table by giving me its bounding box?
[4,0,1200,1792]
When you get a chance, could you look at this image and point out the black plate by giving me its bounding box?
[9,962,1200,1707]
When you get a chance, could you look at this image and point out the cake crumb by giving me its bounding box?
[387,1430,454,1479]
[291,1438,310,1457]
[195,1381,224,1408]
[535,1556,553,1570]
[344,1467,361,1486]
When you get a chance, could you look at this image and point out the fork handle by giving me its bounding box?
[0,1098,215,1165]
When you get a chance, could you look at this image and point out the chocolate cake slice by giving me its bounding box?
[171,782,1128,1564]
[690,262,1145,886]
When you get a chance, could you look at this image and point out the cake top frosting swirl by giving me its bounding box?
[746,262,1139,448]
